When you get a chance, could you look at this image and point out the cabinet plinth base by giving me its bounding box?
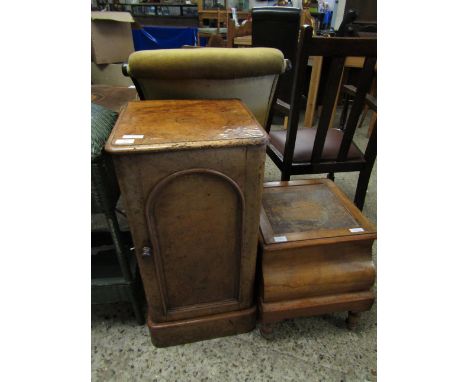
[148,306,257,347]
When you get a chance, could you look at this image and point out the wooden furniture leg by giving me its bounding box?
[358,105,369,128]
[304,56,323,128]
[367,111,377,137]
[259,323,275,339]
[339,93,350,129]
[346,311,361,330]
[363,76,377,133]
[328,65,345,129]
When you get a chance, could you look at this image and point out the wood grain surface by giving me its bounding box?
[106,99,268,154]
[107,99,266,346]
[258,179,376,326]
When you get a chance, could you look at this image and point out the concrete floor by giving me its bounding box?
[92,115,377,381]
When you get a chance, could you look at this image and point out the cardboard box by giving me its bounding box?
[91,62,133,87]
[91,11,135,64]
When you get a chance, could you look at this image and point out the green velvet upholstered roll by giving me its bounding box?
[127,48,285,79]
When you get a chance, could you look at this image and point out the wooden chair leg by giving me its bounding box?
[207,34,226,47]
[367,112,377,137]
[304,56,323,128]
[339,93,350,130]
[328,65,345,129]
[357,105,369,129]
[354,166,373,210]
[315,105,323,126]
[281,171,291,181]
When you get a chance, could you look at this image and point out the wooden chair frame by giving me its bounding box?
[266,25,377,210]
[226,19,252,47]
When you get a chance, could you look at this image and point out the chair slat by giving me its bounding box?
[364,121,377,160]
[310,56,346,163]
[282,24,313,170]
[265,25,377,209]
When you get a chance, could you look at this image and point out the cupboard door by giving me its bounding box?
[145,168,244,321]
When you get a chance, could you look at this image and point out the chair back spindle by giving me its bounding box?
[310,56,346,163]
[266,25,377,209]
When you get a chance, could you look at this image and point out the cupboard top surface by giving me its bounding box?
[105,99,267,154]
[260,179,376,246]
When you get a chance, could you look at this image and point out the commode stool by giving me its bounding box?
[258,179,376,336]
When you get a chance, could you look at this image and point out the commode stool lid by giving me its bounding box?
[260,179,376,247]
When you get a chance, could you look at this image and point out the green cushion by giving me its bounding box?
[91,103,118,161]
[127,47,285,79]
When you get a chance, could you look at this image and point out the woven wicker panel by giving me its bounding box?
[91,103,120,213]
[91,103,118,161]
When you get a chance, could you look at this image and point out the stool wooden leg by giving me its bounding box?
[259,323,275,339]
[346,311,360,330]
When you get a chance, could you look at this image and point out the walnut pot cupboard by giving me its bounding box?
[106,99,267,346]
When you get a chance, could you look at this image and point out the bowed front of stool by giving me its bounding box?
[257,179,376,336]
